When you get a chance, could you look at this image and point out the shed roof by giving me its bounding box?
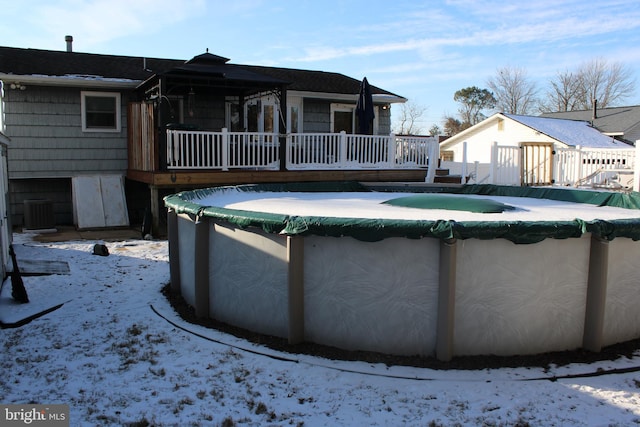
[506,114,630,148]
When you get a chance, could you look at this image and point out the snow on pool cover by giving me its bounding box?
[196,188,640,222]
[165,183,640,244]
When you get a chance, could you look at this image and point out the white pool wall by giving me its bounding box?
[303,235,440,356]
[170,210,640,358]
[604,237,640,345]
[454,237,590,356]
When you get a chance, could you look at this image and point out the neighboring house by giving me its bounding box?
[0,82,11,276]
[0,42,411,231]
[540,105,640,144]
[439,113,633,186]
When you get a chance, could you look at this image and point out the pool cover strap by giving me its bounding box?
[164,182,640,244]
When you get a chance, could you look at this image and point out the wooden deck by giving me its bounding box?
[127,168,428,188]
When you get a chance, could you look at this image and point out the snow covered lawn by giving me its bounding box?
[1,232,640,426]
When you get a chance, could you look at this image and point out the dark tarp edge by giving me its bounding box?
[163,183,640,243]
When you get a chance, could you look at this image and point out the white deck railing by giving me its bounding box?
[167,129,279,170]
[167,129,439,177]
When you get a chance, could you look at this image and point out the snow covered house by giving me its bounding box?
[439,113,635,187]
[540,105,640,144]
[0,41,433,232]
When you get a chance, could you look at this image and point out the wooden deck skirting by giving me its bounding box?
[127,168,428,188]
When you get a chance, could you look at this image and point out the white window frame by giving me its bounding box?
[330,103,379,134]
[245,96,279,134]
[330,103,354,133]
[81,91,121,132]
[287,97,303,134]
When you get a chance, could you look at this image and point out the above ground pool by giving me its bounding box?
[164,182,640,360]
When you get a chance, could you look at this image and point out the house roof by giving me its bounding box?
[160,52,290,88]
[540,105,640,138]
[441,113,630,150]
[0,46,404,101]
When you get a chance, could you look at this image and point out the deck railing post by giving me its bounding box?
[490,141,498,184]
[221,127,229,171]
[166,130,174,167]
[425,139,438,183]
[461,141,468,184]
[339,131,347,168]
[574,145,582,186]
[388,134,396,168]
[285,134,292,170]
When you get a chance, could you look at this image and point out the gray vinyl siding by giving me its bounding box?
[4,85,129,179]
[378,107,391,134]
[302,99,331,133]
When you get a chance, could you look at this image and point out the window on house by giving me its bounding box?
[246,104,259,132]
[81,91,121,132]
[288,97,302,134]
[440,150,454,161]
[245,100,279,133]
[331,103,379,134]
[289,105,300,133]
[331,104,354,133]
[263,104,275,133]
[497,118,504,131]
[226,101,242,131]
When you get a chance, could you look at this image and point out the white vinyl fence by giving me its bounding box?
[554,145,636,188]
[452,141,639,190]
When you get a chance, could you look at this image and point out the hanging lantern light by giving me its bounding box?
[187,87,195,117]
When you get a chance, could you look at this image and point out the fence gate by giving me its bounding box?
[521,142,554,186]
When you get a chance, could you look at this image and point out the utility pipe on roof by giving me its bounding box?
[65,35,73,53]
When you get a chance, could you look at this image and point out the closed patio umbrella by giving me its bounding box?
[355,77,375,134]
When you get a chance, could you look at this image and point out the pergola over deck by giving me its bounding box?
[127,53,434,232]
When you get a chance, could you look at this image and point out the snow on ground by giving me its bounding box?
[1,232,640,426]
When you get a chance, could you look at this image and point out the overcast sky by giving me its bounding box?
[4,0,640,131]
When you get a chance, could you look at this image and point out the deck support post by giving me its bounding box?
[167,208,181,294]
[149,184,161,236]
[583,235,609,352]
[278,85,288,171]
[287,235,305,344]
[193,216,210,318]
[436,238,457,362]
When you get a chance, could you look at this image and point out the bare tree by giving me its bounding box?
[539,69,585,112]
[578,58,636,109]
[487,66,537,114]
[540,59,636,112]
[394,101,427,135]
